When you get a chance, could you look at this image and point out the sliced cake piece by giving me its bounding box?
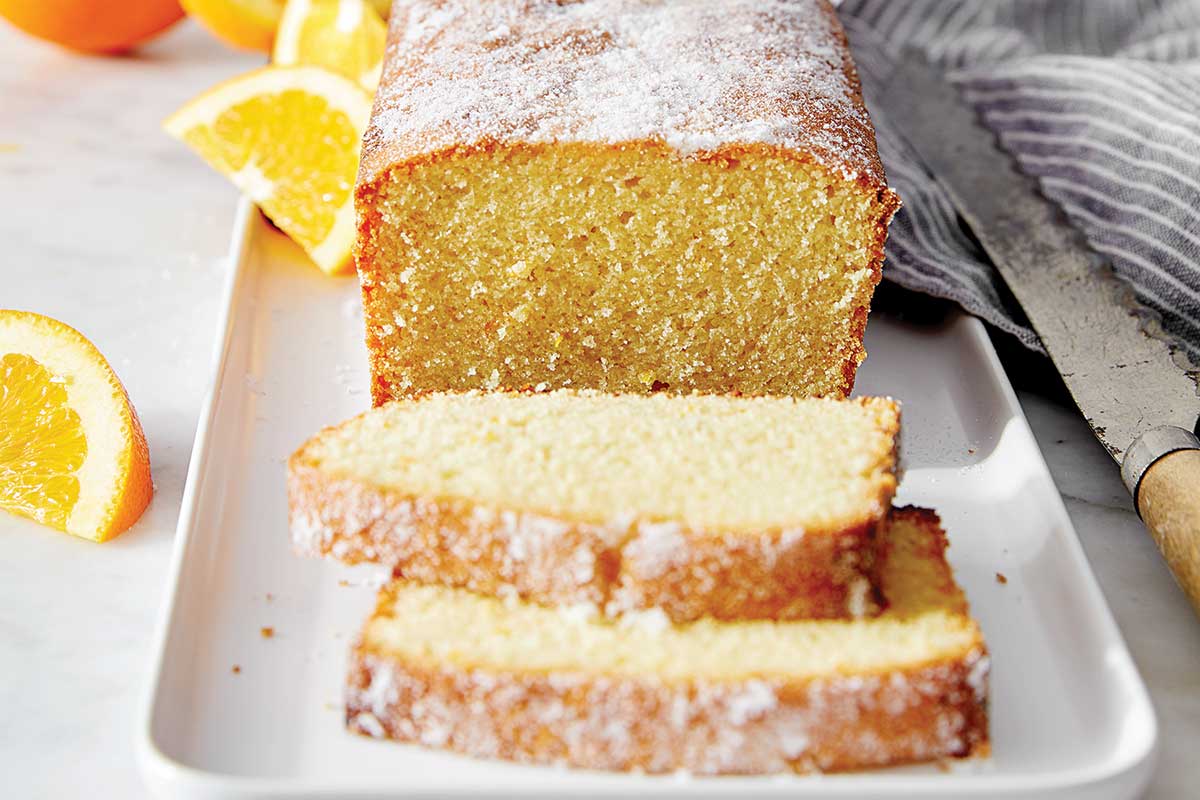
[289,390,900,621]
[355,0,899,402]
[346,507,990,774]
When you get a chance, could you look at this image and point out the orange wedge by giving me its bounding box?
[164,66,372,274]
[273,0,387,91]
[0,311,152,542]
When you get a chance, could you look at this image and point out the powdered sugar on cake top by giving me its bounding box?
[361,0,885,183]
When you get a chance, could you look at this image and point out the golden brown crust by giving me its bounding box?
[359,0,891,191]
[345,638,988,775]
[838,184,901,395]
[289,459,619,607]
[818,4,901,399]
[288,460,891,621]
[611,519,884,621]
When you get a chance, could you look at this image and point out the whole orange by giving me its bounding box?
[0,0,185,53]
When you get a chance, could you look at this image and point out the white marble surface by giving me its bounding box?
[0,19,1196,800]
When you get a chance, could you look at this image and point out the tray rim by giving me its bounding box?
[135,199,1158,799]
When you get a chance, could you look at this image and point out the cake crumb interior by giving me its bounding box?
[303,391,897,532]
[358,143,890,400]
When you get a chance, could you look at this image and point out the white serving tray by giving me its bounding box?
[138,201,1157,799]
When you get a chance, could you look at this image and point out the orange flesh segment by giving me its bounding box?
[0,353,87,529]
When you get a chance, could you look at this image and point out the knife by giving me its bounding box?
[875,51,1200,615]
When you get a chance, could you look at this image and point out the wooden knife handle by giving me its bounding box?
[1137,448,1200,615]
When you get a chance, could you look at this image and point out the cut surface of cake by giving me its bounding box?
[346,507,989,774]
[355,0,900,403]
[289,390,900,621]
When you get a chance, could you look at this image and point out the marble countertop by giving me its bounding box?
[1,20,1196,800]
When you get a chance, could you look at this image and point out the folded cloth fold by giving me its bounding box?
[840,0,1200,363]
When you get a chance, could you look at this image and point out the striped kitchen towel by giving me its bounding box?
[839,0,1200,361]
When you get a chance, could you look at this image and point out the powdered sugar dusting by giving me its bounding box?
[846,576,871,618]
[351,712,386,738]
[290,508,335,554]
[362,0,883,182]
[559,601,601,624]
[965,650,990,703]
[346,649,987,774]
[622,520,686,578]
[725,680,778,725]
[778,526,807,550]
[360,659,398,718]
[615,606,671,635]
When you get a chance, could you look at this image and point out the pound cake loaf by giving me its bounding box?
[289,390,900,621]
[355,0,900,403]
[346,507,989,774]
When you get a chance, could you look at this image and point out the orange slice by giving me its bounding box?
[180,0,287,52]
[0,311,152,542]
[273,0,387,92]
[163,66,372,274]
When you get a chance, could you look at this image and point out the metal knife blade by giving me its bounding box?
[874,50,1199,464]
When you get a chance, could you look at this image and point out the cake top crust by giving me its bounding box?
[360,0,888,185]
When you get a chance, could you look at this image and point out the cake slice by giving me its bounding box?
[355,0,900,403]
[289,390,900,621]
[346,507,990,774]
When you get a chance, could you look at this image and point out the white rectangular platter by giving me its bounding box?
[138,201,1157,799]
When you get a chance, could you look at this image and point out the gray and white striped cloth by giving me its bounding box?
[838,0,1200,360]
